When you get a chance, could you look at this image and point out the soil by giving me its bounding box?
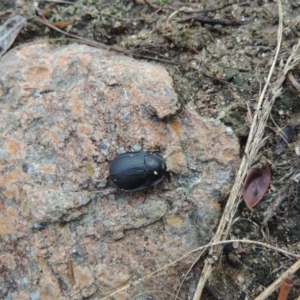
[1,0,300,299]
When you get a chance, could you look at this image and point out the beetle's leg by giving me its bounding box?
[142,151,152,187]
[166,172,171,183]
[141,137,144,151]
[143,188,148,202]
[141,151,153,206]
[140,190,150,218]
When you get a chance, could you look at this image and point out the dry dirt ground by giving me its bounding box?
[1,0,300,299]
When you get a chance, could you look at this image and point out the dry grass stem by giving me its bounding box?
[192,0,300,299]
[100,239,300,300]
[254,260,300,300]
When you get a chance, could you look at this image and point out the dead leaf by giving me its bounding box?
[0,15,25,57]
[242,163,271,211]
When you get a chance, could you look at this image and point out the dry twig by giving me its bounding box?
[277,277,294,300]
[143,0,230,14]
[67,259,75,286]
[178,16,251,26]
[38,0,75,4]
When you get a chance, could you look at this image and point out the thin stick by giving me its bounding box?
[38,0,75,4]
[67,259,75,286]
[254,260,300,300]
[277,277,293,300]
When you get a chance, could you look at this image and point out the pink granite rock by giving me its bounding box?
[0,42,239,299]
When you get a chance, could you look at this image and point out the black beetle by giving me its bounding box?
[109,151,167,192]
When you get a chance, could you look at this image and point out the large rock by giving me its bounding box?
[0,42,240,299]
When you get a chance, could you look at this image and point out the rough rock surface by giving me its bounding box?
[0,43,240,299]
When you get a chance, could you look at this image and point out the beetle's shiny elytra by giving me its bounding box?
[109,151,166,192]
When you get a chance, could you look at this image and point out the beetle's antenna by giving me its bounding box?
[164,148,181,160]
